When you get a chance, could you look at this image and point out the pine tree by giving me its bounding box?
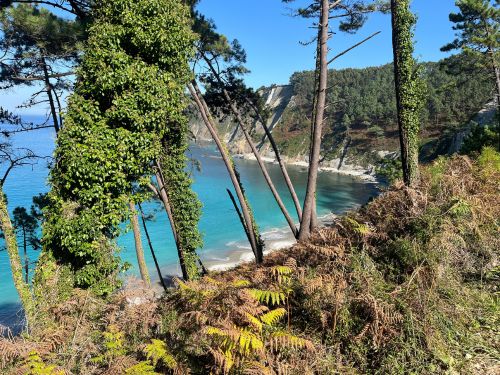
[442,0,499,132]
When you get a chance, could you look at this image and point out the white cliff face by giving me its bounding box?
[189,85,392,181]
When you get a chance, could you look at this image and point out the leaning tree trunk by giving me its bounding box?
[23,228,28,284]
[189,81,264,263]
[0,187,34,322]
[41,56,60,134]
[245,98,303,222]
[129,201,151,286]
[391,0,421,187]
[138,202,167,291]
[152,167,192,280]
[201,58,299,238]
[299,0,330,241]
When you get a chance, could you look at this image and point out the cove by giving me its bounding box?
[0,123,378,331]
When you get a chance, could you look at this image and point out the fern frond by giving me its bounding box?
[269,331,315,352]
[242,360,274,375]
[345,217,371,235]
[245,313,263,332]
[125,361,159,374]
[232,279,251,288]
[205,326,264,355]
[22,351,65,375]
[144,339,177,369]
[260,308,287,326]
[271,266,293,285]
[247,289,286,306]
[238,328,264,355]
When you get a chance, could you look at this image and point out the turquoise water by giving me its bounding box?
[0,120,378,330]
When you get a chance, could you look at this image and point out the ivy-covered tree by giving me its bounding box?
[390,0,424,186]
[35,0,200,297]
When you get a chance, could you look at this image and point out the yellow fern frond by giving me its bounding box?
[260,308,287,326]
[144,339,177,369]
[345,217,371,235]
[247,289,286,306]
[245,313,263,332]
[237,328,264,355]
[271,266,293,285]
[269,331,315,352]
[232,279,251,288]
[125,361,159,374]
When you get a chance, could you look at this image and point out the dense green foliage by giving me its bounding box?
[274,56,494,160]
[36,0,198,295]
[461,123,500,153]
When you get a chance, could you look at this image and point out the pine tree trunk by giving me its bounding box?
[299,0,329,241]
[153,168,191,280]
[189,81,264,263]
[129,201,151,286]
[138,203,167,291]
[200,55,299,238]
[391,0,420,187]
[0,187,34,322]
[41,56,60,134]
[245,98,303,222]
[23,228,28,284]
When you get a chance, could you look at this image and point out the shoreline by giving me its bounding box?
[192,139,379,182]
[150,213,338,287]
[234,152,378,183]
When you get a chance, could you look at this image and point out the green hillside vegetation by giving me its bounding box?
[0,148,497,374]
[272,55,494,162]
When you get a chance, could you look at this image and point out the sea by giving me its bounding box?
[0,116,379,331]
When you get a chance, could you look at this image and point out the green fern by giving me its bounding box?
[22,351,64,375]
[248,289,286,306]
[91,325,126,364]
[271,266,293,285]
[245,312,263,332]
[205,326,264,355]
[125,361,159,375]
[269,331,315,352]
[144,339,177,369]
[260,308,287,326]
[346,217,371,235]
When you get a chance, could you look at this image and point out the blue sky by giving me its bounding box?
[1,0,459,115]
[197,0,458,88]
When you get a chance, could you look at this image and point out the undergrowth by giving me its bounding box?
[0,148,498,374]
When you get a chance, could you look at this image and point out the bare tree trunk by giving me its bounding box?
[201,56,299,238]
[138,202,167,292]
[245,98,303,222]
[0,187,34,322]
[52,88,64,131]
[189,81,263,263]
[23,228,28,284]
[299,0,330,241]
[487,46,500,148]
[153,167,191,279]
[41,56,60,133]
[129,201,151,286]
